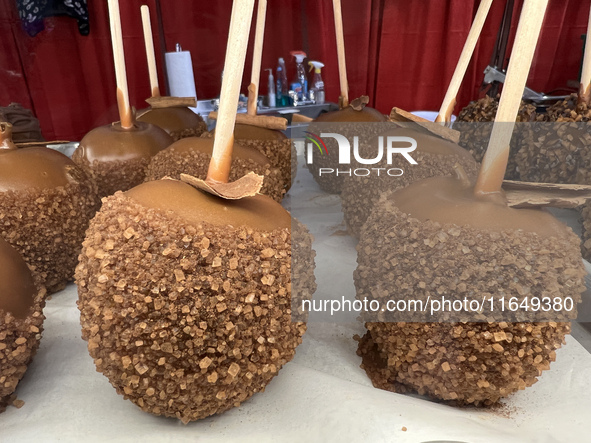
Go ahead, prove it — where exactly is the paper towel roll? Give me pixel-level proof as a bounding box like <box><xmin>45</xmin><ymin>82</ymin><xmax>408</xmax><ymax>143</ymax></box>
<box><xmin>165</xmin><ymin>50</ymin><xmax>198</xmax><ymax>112</ymax></box>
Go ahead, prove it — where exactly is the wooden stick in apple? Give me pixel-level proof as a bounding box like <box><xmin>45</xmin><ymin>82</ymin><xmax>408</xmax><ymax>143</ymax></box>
<box><xmin>333</xmin><ymin>0</ymin><xmax>349</xmax><ymax>108</ymax></box>
<box><xmin>578</xmin><ymin>3</ymin><xmax>591</xmax><ymax>105</ymax></box>
<box><xmin>474</xmin><ymin>0</ymin><xmax>549</xmax><ymax>196</ymax></box>
<box><xmin>207</xmin><ymin>0</ymin><xmax>256</xmax><ymax>184</ymax></box>
<box><xmin>107</xmin><ymin>0</ymin><xmax>133</xmax><ymax>129</ymax></box>
<box><xmin>141</xmin><ymin>5</ymin><xmax>161</xmax><ymax>98</ymax></box>
<box><xmin>435</xmin><ymin>0</ymin><xmax>494</xmax><ymax>123</ymax></box>
<box><xmin>247</xmin><ymin>0</ymin><xmax>267</xmax><ymax>116</ymax></box>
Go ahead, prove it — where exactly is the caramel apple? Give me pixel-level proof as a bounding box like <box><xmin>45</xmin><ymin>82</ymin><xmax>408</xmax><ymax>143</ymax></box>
<box><xmin>454</xmin><ymin>96</ymin><xmax>536</xmax><ymax>180</ymax></box>
<box><xmin>514</xmin><ymin>94</ymin><xmax>591</xmax><ymax>185</ymax></box>
<box><xmin>76</xmin><ymin>0</ymin><xmax>316</xmax><ymax>423</ymax></box>
<box><xmin>340</xmin><ymin>126</ymin><xmax>479</xmax><ymax>237</ymax></box>
<box><xmin>306</xmin><ymin>102</ymin><xmax>388</xmax><ymax>194</ymax></box>
<box><xmin>73</xmin><ymin>119</ymin><xmax>173</xmax><ymax>199</ymax></box>
<box><xmin>0</xmin><ymin>122</ymin><xmax>99</xmax><ymax>293</ymax></box>
<box><xmin>72</xmin><ymin>0</ymin><xmax>173</xmax><ymax>200</ymax></box>
<box><xmin>76</xmin><ymin>178</ymin><xmax>315</xmax><ymax>422</ymax></box>
<box><xmin>0</xmin><ymin>238</ymin><xmax>46</xmax><ymax>412</ymax></box>
<box><xmin>516</xmin><ymin>7</ymin><xmax>591</xmax><ymax>185</ymax></box>
<box><xmin>145</xmin><ymin>135</ymin><xmax>286</xmax><ymax>202</ymax></box>
<box><xmin>355</xmin><ymin>173</ymin><xmax>584</xmax><ymax>405</ymax></box>
<box><xmin>137</xmin><ymin>107</ymin><xmax>207</xmax><ymax>141</ymax></box>
<box><xmin>355</xmin><ymin>0</ymin><xmax>579</xmax><ymax>406</ymax></box>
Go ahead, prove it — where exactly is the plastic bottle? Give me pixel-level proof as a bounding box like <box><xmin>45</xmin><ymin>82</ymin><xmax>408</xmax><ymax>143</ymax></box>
<box><xmin>308</xmin><ymin>61</ymin><xmax>325</xmax><ymax>104</ymax></box>
<box><xmin>266</xmin><ymin>69</ymin><xmax>276</xmax><ymax>108</ymax></box>
<box><xmin>276</xmin><ymin>58</ymin><xmax>288</xmax><ymax>107</ymax></box>
<box><xmin>290</xmin><ymin>51</ymin><xmax>307</xmax><ymax>101</ymax></box>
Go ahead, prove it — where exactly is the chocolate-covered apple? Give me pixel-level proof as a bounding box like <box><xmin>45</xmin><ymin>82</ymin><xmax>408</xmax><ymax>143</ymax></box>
<box><xmin>515</xmin><ymin>94</ymin><xmax>591</xmax><ymax>185</ymax></box>
<box><xmin>355</xmin><ymin>172</ymin><xmax>584</xmax><ymax>405</ymax></box>
<box><xmin>76</xmin><ymin>179</ymin><xmax>315</xmax><ymax>422</ymax></box>
<box><xmin>145</xmin><ymin>135</ymin><xmax>285</xmax><ymax>202</ymax></box>
<box><xmin>76</xmin><ymin>0</ymin><xmax>316</xmax><ymax>423</ymax></box>
<box><xmin>72</xmin><ymin>1</ymin><xmax>173</xmax><ymax>199</ymax></box>
<box><xmin>0</xmin><ymin>238</ymin><xmax>46</xmax><ymax>412</ymax></box>
<box><xmin>340</xmin><ymin>126</ymin><xmax>479</xmax><ymax>237</ymax></box>
<box><xmin>355</xmin><ymin>1</ymin><xmax>581</xmax><ymax>406</ymax></box>
<box><xmin>0</xmin><ymin>122</ymin><xmax>99</xmax><ymax>293</ymax></box>
<box><xmin>73</xmin><ymin>120</ymin><xmax>173</xmax><ymax>199</ymax></box>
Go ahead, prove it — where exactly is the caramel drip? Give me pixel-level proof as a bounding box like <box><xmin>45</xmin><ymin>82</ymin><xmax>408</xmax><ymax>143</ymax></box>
<box><xmin>0</xmin><ymin>122</ymin><xmax>18</xmax><ymax>151</ymax></box>
<box><xmin>391</xmin><ymin>174</ymin><xmax>569</xmax><ymax>238</ymax></box>
<box><xmin>0</xmin><ymin>238</ymin><xmax>37</xmax><ymax>319</ymax></box>
<box><xmin>247</xmin><ymin>83</ymin><xmax>258</xmax><ymax>116</ymax></box>
<box><xmin>578</xmin><ymin>82</ymin><xmax>591</xmax><ymax>106</ymax></box>
<box><xmin>434</xmin><ymin>98</ymin><xmax>457</xmax><ymax>124</ymax></box>
<box><xmin>126</xmin><ymin>179</ymin><xmax>290</xmax><ymax>231</ymax></box>
<box><xmin>207</xmin><ymin>134</ymin><xmax>235</xmax><ymax>183</ymax></box>
<box><xmin>117</xmin><ymin>87</ymin><xmax>134</xmax><ymax>129</ymax></box>
<box><xmin>474</xmin><ymin>147</ymin><xmax>510</xmax><ymax>197</ymax></box>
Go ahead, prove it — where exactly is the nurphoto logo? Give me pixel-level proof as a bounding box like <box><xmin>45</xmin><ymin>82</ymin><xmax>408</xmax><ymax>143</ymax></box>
<box><xmin>304</xmin><ymin>132</ymin><xmax>418</xmax><ymax>177</ymax></box>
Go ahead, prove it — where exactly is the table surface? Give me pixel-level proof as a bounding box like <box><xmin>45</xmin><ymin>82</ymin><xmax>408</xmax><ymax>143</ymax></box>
<box><xmin>1</xmin><ymin>154</ymin><xmax>590</xmax><ymax>443</ymax></box>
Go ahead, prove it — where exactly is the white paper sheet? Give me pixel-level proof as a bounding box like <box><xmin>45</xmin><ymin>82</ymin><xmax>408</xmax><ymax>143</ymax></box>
<box><xmin>1</xmin><ymin>155</ymin><xmax>590</xmax><ymax>443</ymax></box>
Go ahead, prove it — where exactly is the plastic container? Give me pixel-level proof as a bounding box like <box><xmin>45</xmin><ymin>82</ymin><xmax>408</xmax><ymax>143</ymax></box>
<box><xmin>290</xmin><ymin>51</ymin><xmax>307</xmax><ymax>101</ymax></box>
<box><xmin>266</xmin><ymin>68</ymin><xmax>276</xmax><ymax>108</ymax></box>
<box><xmin>308</xmin><ymin>61</ymin><xmax>325</xmax><ymax>104</ymax></box>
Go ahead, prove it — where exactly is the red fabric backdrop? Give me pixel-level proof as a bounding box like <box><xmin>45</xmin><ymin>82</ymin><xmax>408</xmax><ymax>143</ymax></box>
<box><xmin>0</xmin><ymin>0</ymin><xmax>589</xmax><ymax>141</ymax></box>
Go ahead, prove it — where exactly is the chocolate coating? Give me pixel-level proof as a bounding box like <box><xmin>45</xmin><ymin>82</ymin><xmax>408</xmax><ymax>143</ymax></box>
<box><xmin>127</xmin><ymin>179</ymin><xmax>290</xmax><ymax>231</ymax></box>
<box><xmin>0</xmin><ymin>146</ymin><xmax>76</xmax><ymax>192</ymax></box>
<box><xmin>0</xmin><ymin>121</ymin><xmax>75</xmax><ymax>191</ymax></box>
<box><xmin>341</xmin><ymin>127</ymin><xmax>479</xmax><ymax>236</ymax></box>
<box><xmin>0</xmin><ymin>238</ymin><xmax>36</xmax><ymax>319</ymax></box>
<box><xmin>232</xmin><ymin>124</ymin><xmax>287</xmax><ymax>141</ymax></box>
<box><xmin>145</xmin><ymin>136</ymin><xmax>286</xmax><ymax>202</ymax></box>
<box><xmin>73</xmin><ymin>121</ymin><xmax>173</xmax><ymax>198</ymax></box>
<box><xmin>355</xmin><ymin>174</ymin><xmax>585</xmax><ymax>405</ymax></box>
<box><xmin>75</xmin><ymin>122</ymin><xmax>172</xmax><ymax>163</ymax></box>
<box><xmin>392</xmin><ymin>175</ymin><xmax>568</xmax><ymax>238</ymax></box>
<box><xmin>0</xmin><ymin>123</ymin><xmax>100</xmax><ymax>293</ymax></box>
<box><xmin>314</xmin><ymin>106</ymin><xmax>387</xmax><ymax>123</ymax></box>
<box><xmin>76</xmin><ymin>184</ymin><xmax>316</xmax><ymax>422</ymax></box>
<box><xmin>0</xmin><ymin>237</ymin><xmax>45</xmax><ymax>413</ymax></box>
<box><xmin>137</xmin><ymin>107</ymin><xmax>207</xmax><ymax>141</ymax></box>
